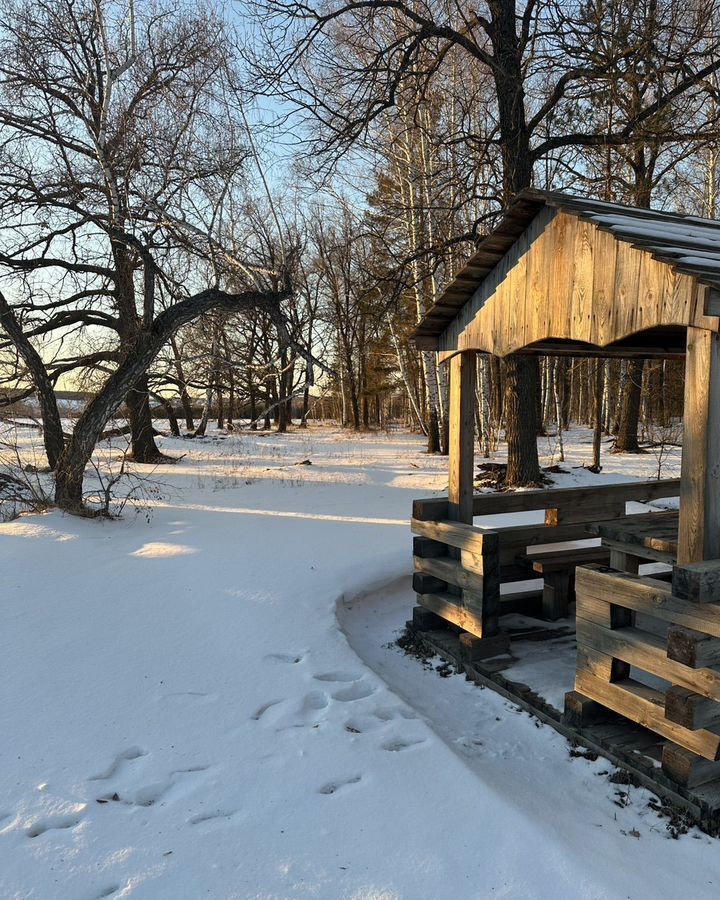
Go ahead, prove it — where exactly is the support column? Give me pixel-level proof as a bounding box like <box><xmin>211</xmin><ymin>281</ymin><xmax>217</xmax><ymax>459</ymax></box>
<box><xmin>678</xmin><ymin>326</ymin><xmax>720</xmax><ymax>564</ymax></box>
<box><xmin>448</xmin><ymin>352</ymin><xmax>476</xmax><ymax>524</ymax></box>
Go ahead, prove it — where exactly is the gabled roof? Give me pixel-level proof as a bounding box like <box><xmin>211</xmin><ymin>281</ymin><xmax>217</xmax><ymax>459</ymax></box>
<box><xmin>415</xmin><ymin>188</ymin><xmax>720</xmax><ymax>342</ymax></box>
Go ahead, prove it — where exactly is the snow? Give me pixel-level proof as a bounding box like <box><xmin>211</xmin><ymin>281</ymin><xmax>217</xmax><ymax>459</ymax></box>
<box><xmin>1</xmin><ymin>424</ymin><xmax>718</xmax><ymax>900</ymax></box>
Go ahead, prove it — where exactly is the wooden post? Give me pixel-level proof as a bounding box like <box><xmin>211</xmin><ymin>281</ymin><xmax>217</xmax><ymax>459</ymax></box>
<box><xmin>678</xmin><ymin>326</ymin><xmax>720</xmax><ymax>564</ymax></box>
<box><xmin>448</xmin><ymin>352</ymin><xmax>476</xmax><ymax>524</ymax></box>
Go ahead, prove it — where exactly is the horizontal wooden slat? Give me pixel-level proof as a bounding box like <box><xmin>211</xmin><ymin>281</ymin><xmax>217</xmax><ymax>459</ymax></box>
<box><xmin>576</xmin><ymin>618</ymin><xmax>720</xmax><ymax>702</ymax></box>
<box><xmin>523</xmin><ymin>546</ymin><xmax>611</xmax><ymax>573</ymax></box>
<box><xmin>576</xmin><ymin>565</ymin><xmax>720</xmax><ymax>637</ymax></box>
<box><xmin>417</xmin><ymin>591</ymin><xmax>486</xmax><ymax>637</ymax></box>
<box><xmin>414</xmin><ymin>555</ymin><xmax>484</xmax><ymax>592</ymax></box>
<box><xmin>575</xmin><ymin>667</ymin><xmax>720</xmax><ymax>760</ymax></box>
<box><xmin>412</xmin><ymin>479</ymin><xmax>680</xmax><ymax>523</ymax></box>
<box><xmin>587</xmin><ymin>512</ymin><xmax>679</xmax><ymax>556</ymax></box>
<box><xmin>544</xmin><ymin>502</ymin><xmax>625</xmax><ymax>526</ymax></box>
<box><xmin>411</xmin><ymin>518</ymin><xmax>493</xmax><ymax>554</ymax></box>
<box><xmin>575</xmin><ymin>594</ymin><xmax>632</xmax><ymax>629</ymax></box>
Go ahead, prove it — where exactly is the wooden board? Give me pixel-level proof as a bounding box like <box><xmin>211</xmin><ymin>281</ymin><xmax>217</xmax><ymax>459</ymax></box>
<box><xmin>412</xmin><ymin>479</ymin><xmax>680</xmax><ymax>522</ymax></box>
<box><xmin>575</xmin><ymin>617</ymin><xmax>720</xmax><ymax>702</ymax></box>
<box><xmin>576</xmin><ymin>565</ymin><xmax>720</xmax><ymax>638</ymax></box>
<box><xmin>437</xmin><ymin>211</ymin><xmax>706</xmax><ymax>357</ymax></box>
<box><xmin>679</xmin><ymin>330</ymin><xmax>720</xmax><ymax>564</ymax></box>
<box><xmin>447</xmin><ymin>352</ymin><xmax>476</xmax><ymax>524</ymax></box>
<box><xmin>575</xmin><ymin>667</ymin><xmax>720</xmax><ymax>760</ymax></box>
<box><xmin>586</xmin><ymin>511</ymin><xmax>679</xmax><ymax>558</ymax></box>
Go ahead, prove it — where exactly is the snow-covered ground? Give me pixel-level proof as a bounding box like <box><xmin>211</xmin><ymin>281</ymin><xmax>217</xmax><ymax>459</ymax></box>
<box><xmin>2</xmin><ymin>423</ymin><xmax>717</xmax><ymax>900</ymax></box>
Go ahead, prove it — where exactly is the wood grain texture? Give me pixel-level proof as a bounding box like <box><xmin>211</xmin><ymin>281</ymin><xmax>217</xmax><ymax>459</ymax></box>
<box><xmin>447</xmin><ymin>352</ymin><xmax>476</xmax><ymax>524</ymax></box>
<box><xmin>575</xmin><ymin>565</ymin><xmax>720</xmax><ymax>637</ymax></box>
<box><xmin>678</xmin><ymin>327</ymin><xmax>720</xmax><ymax>564</ymax></box>
<box><xmin>575</xmin><ymin>668</ymin><xmax>720</xmax><ymax>760</ymax></box>
<box><xmin>439</xmin><ymin>211</ymin><xmax>706</xmax><ymax>356</ymax></box>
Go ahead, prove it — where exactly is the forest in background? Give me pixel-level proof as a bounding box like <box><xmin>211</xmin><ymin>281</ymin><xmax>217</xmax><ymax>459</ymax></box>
<box><xmin>0</xmin><ymin>0</ymin><xmax>719</xmax><ymax>512</ymax></box>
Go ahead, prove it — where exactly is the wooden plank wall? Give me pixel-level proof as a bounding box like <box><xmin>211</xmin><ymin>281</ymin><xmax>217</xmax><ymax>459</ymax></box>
<box><xmin>574</xmin><ymin>563</ymin><xmax>720</xmax><ymax>784</ymax></box>
<box><xmin>438</xmin><ymin>210</ymin><xmax>707</xmax><ymax>356</ymax></box>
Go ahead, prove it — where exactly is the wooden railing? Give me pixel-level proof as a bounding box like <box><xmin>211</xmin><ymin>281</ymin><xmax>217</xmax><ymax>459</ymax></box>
<box><xmin>411</xmin><ymin>479</ymin><xmax>680</xmax><ymax>637</ymax></box>
<box><xmin>573</xmin><ymin>562</ymin><xmax>720</xmax><ymax>787</ymax></box>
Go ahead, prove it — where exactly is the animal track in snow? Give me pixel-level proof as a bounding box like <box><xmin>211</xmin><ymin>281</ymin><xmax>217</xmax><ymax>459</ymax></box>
<box><xmin>94</xmin><ymin>885</ymin><xmax>120</xmax><ymax>899</ymax></box>
<box><xmin>189</xmin><ymin>808</ymin><xmax>239</xmax><ymax>826</ymax></box>
<box><xmin>344</xmin><ymin>716</ymin><xmax>374</xmax><ymax>734</ymax></box>
<box><xmin>251</xmin><ymin>699</ymin><xmax>283</xmax><ymax>721</ymax></box>
<box><xmin>332</xmin><ymin>681</ymin><xmax>375</xmax><ymax>702</ymax></box>
<box><xmin>89</xmin><ymin>747</ymin><xmax>148</xmax><ymax>781</ymax></box>
<box><xmin>97</xmin><ymin>766</ymin><xmax>210</xmax><ymax>808</ymax></box>
<box><xmin>318</xmin><ymin>775</ymin><xmax>362</xmax><ymax>795</ymax></box>
<box><xmin>382</xmin><ymin>737</ymin><xmax>426</xmax><ymax>753</ymax></box>
<box><xmin>264</xmin><ymin>651</ymin><xmax>306</xmax><ymax>665</ymax></box>
<box><xmin>26</xmin><ymin>815</ymin><xmax>82</xmax><ymax>838</ymax></box>
<box><xmin>301</xmin><ymin>690</ymin><xmax>329</xmax><ymax>712</ymax></box>
<box><xmin>313</xmin><ymin>671</ymin><xmax>361</xmax><ymax>683</ymax></box>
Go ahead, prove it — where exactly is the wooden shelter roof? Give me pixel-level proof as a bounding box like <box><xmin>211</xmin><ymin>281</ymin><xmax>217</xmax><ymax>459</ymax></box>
<box><xmin>415</xmin><ymin>188</ymin><xmax>720</xmax><ymax>351</ymax></box>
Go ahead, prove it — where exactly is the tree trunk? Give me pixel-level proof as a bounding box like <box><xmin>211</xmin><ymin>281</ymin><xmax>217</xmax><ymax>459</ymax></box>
<box><xmin>503</xmin><ymin>355</ymin><xmax>541</xmax><ymax>484</ymax></box>
<box><xmin>54</xmin><ymin>286</ymin><xmax>284</xmax><ymax>512</ymax></box>
<box><xmin>126</xmin><ymin>375</ymin><xmax>163</xmax><ymax>461</ymax></box>
<box><xmin>170</xmin><ymin>336</ymin><xmax>194</xmax><ymax>430</ymax></box>
<box><xmin>486</xmin><ymin>0</ymin><xmax>539</xmax><ymax>484</ymax></box>
<box><xmin>0</xmin><ymin>291</ymin><xmax>65</xmax><ymax>469</ymax></box>
<box><xmin>614</xmin><ymin>359</ymin><xmax>645</xmax><ymax>452</ymax></box>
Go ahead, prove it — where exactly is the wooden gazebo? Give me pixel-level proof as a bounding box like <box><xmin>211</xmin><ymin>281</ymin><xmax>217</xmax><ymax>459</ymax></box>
<box><xmin>410</xmin><ymin>189</ymin><xmax>720</xmax><ymax>805</ymax></box>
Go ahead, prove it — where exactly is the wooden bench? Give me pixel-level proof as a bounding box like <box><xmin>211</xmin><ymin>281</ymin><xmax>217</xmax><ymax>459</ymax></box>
<box><xmin>520</xmin><ymin>546</ymin><xmax>612</xmax><ymax>620</ymax></box>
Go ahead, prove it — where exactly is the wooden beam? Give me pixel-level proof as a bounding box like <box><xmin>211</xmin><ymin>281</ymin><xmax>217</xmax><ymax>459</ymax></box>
<box><xmin>666</xmin><ymin>626</ymin><xmax>720</xmax><ymax>669</ymax></box>
<box><xmin>678</xmin><ymin>326</ymin><xmax>720</xmax><ymax>563</ymax></box>
<box><xmin>412</xmin><ymin>478</ymin><xmax>680</xmax><ymax>523</ymax></box>
<box><xmin>447</xmin><ymin>352</ymin><xmax>476</xmax><ymax>524</ymax></box>
<box><xmin>665</xmin><ymin>686</ymin><xmax>720</xmax><ymax>731</ymax></box>
<box><xmin>662</xmin><ymin>743</ymin><xmax>720</xmax><ymax>788</ymax></box>
<box><xmin>576</xmin><ymin>565</ymin><xmax>720</xmax><ymax>637</ymax></box>
<box><xmin>576</xmin><ymin>618</ymin><xmax>720</xmax><ymax>702</ymax></box>
<box><xmin>575</xmin><ymin>668</ymin><xmax>720</xmax><ymax>761</ymax></box>
<box><xmin>672</xmin><ymin>560</ymin><xmax>720</xmax><ymax>603</ymax></box>
<box><xmin>411</xmin><ymin>518</ymin><xmax>489</xmax><ymax>554</ymax></box>
<box><xmin>416</xmin><ymin>591</ymin><xmax>487</xmax><ymax>636</ymax></box>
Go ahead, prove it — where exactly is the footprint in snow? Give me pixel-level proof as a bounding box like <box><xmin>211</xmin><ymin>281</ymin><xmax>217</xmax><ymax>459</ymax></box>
<box><xmin>251</xmin><ymin>699</ymin><xmax>284</xmax><ymax>721</ymax></box>
<box><xmin>313</xmin><ymin>671</ymin><xmax>362</xmax><ymax>683</ymax></box>
<box><xmin>97</xmin><ymin>766</ymin><xmax>210</xmax><ymax>808</ymax></box>
<box><xmin>89</xmin><ymin>747</ymin><xmax>148</xmax><ymax>782</ymax></box>
<box><xmin>189</xmin><ymin>808</ymin><xmax>239</xmax><ymax>826</ymax></box>
<box><xmin>301</xmin><ymin>690</ymin><xmax>329</xmax><ymax>712</ymax></box>
<box><xmin>264</xmin><ymin>652</ymin><xmax>306</xmax><ymax>665</ymax></box>
<box><xmin>26</xmin><ymin>815</ymin><xmax>82</xmax><ymax>839</ymax></box>
<box><xmin>332</xmin><ymin>681</ymin><xmax>376</xmax><ymax>702</ymax></box>
<box><xmin>93</xmin><ymin>886</ymin><xmax>121</xmax><ymax>899</ymax></box>
<box><xmin>382</xmin><ymin>737</ymin><xmax>426</xmax><ymax>753</ymax></box>
<box><xmin>318</xmin><ymin>775</ymin><xmax>362</xmax><ymax>795</ymax></box>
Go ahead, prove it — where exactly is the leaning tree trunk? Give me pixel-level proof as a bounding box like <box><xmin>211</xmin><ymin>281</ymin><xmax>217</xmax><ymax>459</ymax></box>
<box><xmin>0</xmin><ymin>291</ymin><xmax>65</xmax><ymax>469</ymax></box>
<box><xmin>54</xmin><ymin>287</ymin><xmax>285</xmax><ymax>512</ymax></box>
